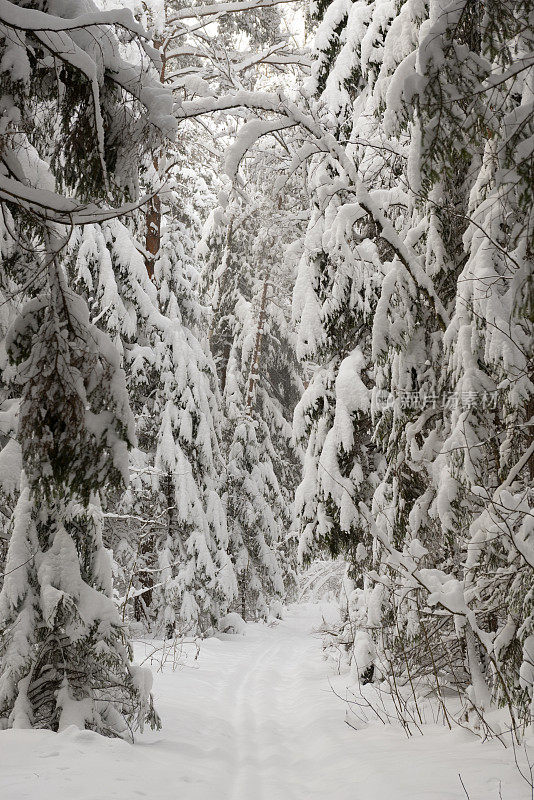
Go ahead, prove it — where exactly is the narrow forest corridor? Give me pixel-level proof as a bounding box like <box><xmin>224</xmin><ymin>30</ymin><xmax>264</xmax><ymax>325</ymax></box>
<box><xmin>1</xmin><ymin>604</ymin><xmax>531</xmax><ymax>800</ymax></box>
<box><xmin>0</xmin><ymin>0</ymin><xmax>532</xmax><ymax>796</ymax></box>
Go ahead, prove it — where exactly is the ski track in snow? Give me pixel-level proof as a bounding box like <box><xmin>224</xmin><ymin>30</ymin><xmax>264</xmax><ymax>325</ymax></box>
<box><xmin>0</xmin><ymin>603</ymin><xmax>532</xmax><ymax>800</ymax></box>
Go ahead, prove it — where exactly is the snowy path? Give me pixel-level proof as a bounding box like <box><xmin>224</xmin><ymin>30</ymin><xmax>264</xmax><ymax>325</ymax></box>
<box><xmin>146</xmin><ymin>603</ymin><xmax>360</xmax><ymax>800</ymax></box>
<box><xmin>0</xmin><ymin>603</ymin><xmax>532</xmax><ymax>800</ymax></box>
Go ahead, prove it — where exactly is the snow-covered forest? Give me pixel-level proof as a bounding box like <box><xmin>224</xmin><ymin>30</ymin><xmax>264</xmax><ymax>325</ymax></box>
<box><xmin>0</xmin><ymin>0</ymin><xmax>532</xmax><ymax>797</ymax></box>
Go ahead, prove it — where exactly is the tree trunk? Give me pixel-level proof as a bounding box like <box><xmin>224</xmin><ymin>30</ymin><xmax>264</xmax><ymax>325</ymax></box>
<box><xmin>144</xmin><ymin>37</ymin><xmax>165</xmax><ymax>278</ymax></box>
<box><xmin>145</xmin><ymin>187</ymin><xmax>161</xmax><ymax>280</ymax></box>
<box><xmin>246</xmin><ymin>274</ymin><xmax>269</xmax><ymax>411</ymax></box>
<box><xmin>139</xmin><ymin>30</ymin><xmax>166</xmax><ymax>612</ymax></box>
<box><xmin>527</xmin><ymin>372</ymin><xmax>534</xmax><ymax>481</ymax></box>
<box><xmin>209</xmin><ymin>216</ymin><xmax>234</xmax><ymax>394</ymax></box>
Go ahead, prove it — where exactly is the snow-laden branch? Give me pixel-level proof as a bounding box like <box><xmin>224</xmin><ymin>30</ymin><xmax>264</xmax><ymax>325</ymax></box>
<box><xmin>176</xmin><ymin>89</ymin><xmax>449</xmax><ymax>329</ymax></box>
<box><xmin>166</xmin><ymin>46</ymin><xmax>311</xmax><ymax>80</ymax></box>
<box><xmin>0</xmin><ymin>0</ymin><xmax>145</xmax><ymax>36</ymax></box>
<box><xmin>0</xmin><ymin>0</ymin><xmax>175</xmax><ymax>139</ymax></box>
<box><xmin>0</xmin><ymin>175</ymin><xmax>159</xmax><ymax>226</ymax></box>
<box><xmin>175</xmin><ymin>89</ymin><xmax>284</xmax><ymax>118</ymax></box>
<box><xmin>358</xmin><ymin>502</ymin><xmax>492</xmax><ymax>650</ymax></box>
<box><xmin>224</xmin><ymin>118</ymin><xmax>296</xmax><ymax>178</ymax></box>
<box><xmin>234</xmin><ymin>47</ymin><xmax>312</xmax><ymax>71</ymax></box>
<box><xmin>169</xmin><ymin>0</ymin><xmax>298</xmax><ymax>23</ymax></box>
<box><xmin>354</xmin><ymin>188</ymin><xmax>450</xmax><ymax>331</ymax></box>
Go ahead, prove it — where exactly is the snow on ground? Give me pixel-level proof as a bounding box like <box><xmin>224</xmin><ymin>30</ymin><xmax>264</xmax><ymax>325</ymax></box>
<box><xmin>1</xmin><ymin>603</ymin><xmax>532</xmax><ymax>799</ymax></box>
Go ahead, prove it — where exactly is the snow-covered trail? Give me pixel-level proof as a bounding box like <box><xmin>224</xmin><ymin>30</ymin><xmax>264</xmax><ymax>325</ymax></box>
<box><xmin>206</xmin><ymin>605</ymin><xmax>356</xmax><ymax>800</ymax></box>
<box><xmin>142</xmin><ymin>603</ymin><xmax>359</xmax><ymax>800</ymax></box>
<box><xmin>0</xmin><ymin>603</ymin><xmax>532</xmax><ymax>800</ymax></box>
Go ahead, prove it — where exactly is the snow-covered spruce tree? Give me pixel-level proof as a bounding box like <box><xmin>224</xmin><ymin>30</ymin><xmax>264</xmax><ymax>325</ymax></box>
<box><xmin>293</xmin><ymin>0</ymin><xmax>399</xmax><ymax>679</ymax></box>
<box><xmin>225</xmin><ymin>378</ymin><xmax>286</xmax><ymax>621</ymax></box>
<box><xmin>292</xmin><ymin>0</ymin><xmax>534</xmax><ymax>730</ymax></box>
<box><xmin>238</xmin><ymin>173</ymin><xmax>305</xmax><ymax>609</ymax></box>
<box><xmin>364</xmin><ymin>0</ymin><xmax>534</xmax><ymax>728</ymax></box>
<box><xmin>70</xmin><ymin>217</ymin><xmax>166</xmax><ymax>627</ymax></box>
<box><xmin>340</xmin><ymin>0</ymin><xmax>466</xmax><ymax>695</ymax></box>
<box><xmin>0</xmin><ymin>217</ymin><xmax>20</xmax><ymax>583</ymax></box>
<box><xmin>71</xmin><ymin>192</ymin><xmax>237</xmax><ymax>637</ymax></box>
<box><xmin>144</xmin><ymin>135</ymin><xmax>237</xmax><ymax>637</ymax></box>
<box><xmin>150</xmin><ymin>197</ymin><xmax>238</xmax><ymax>636</ymax></box>
<box><xmin>253</xmin><ymin>278</ymin><xmax>304</xmax><ymax>602</ymax></box>
<box><xmin>0</xmin><ymin>249</ymin><xmax>160</xmax><ymax>735</ymax></box>
<box><xmin>201</xmin><ymin>177</ymin><xmax>303</xmax><ymax>620</ymax></box>
<box><xmin>351</xmin><ymin>2</ymin><xmax>471</xmax><ymax>705</ymax></box>
<box><xmin>0</xmin><ymin>0</ymin><xmax>174</xmax><ymax>734</ymax></box>
<box><xmin>420</xmin><ymin>0</ymin><xmax>534</xmax><ymax>725</ymax></box>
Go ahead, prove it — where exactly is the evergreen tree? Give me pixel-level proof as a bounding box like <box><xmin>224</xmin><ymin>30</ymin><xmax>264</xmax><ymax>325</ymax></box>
<box><xmin>293</xmin><ymin>0</ymin><xmax>534</xmax><ymax>730</ymax></box>
<box><xmin>150</xmin><ymin>205</ymin><xmax>237</xmax><ymax>636</ymax></box>
<box><xmin>0</xmin><ymin>0</ymin><xmax>174</xmax><ymax>735</ymax></box>
<box><xmin>72</xmin><ymin>200</ymin><xmax>237</xmax><ymax>637</ymax></box>
<box><xmin>202</xmin><ymin>173</ymin><xmax>303</xmax><ymax>619</ymax></box>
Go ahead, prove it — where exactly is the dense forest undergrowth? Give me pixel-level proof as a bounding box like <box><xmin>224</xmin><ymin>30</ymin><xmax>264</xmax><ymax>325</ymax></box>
<box><xmin>0</xmin><ymin>0</ymin><xmax>532</xmax><ymax>773</ymax></box>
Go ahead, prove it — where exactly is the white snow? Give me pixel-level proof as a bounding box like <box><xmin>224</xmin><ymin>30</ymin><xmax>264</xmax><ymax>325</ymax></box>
<box><xmin>0</xmin><ymin>602</ymin><xmax>532</xmax><ymax>799</ymax></box>
<box><xmin>219</xmin><ymin>611</ymin><xmax>247</xmax><ymax>634</ymax></box>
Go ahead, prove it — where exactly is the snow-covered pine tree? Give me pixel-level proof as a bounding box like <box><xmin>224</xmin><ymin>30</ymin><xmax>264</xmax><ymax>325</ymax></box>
<box><xmin>293</xmin><ymin>0</ymin><xmax>393</xmax><ymax>679</ymax></box>
<box><xmin>419</xmin><ymin>0</ymin><xmax>534</xmax><ymax>725</ymax></box>
<box><xmin>150</xmin><ymin>186</ymin><xmax>238</xmax><ymax>636</ymax></box>
<box><xmin>0</xmin><ymin>0</ymin><xmax>174</xmax><ymax>735</ymax></box>
<box><xmin>201</xmin><ymin>173</ymin><xmax>303</xmax><ymax>619</ymax></box>
<box><xmin>72</xmin><ymin>189</ymin><xmax>237</xmax><ymax>637</ymax></box>
<box><xmin>292</xmin><ymin>0</ymin><xmax>534</xmax><ymax>731</ymax></box>
<box><xmin>364</xmin><ymin>0</ymin><xmax>534</xmax><ymax>727</ymax></box>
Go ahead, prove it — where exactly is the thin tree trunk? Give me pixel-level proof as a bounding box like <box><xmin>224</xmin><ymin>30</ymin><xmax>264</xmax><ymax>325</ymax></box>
<box><xmin>145</xmin><ymin>185</ymin><xmax>161</xmax><ymax>280</ymax></box>
<box><xmin>144</xmin><ymin>37</ymin><xmax>165</xmax><ymax>278</ymax></box>
<box><xmin>139</xmin><ymin>28</ymin><xmax>166</xmax><ymax>614</ymax></box>
<box><xmin>527</xmin><ymin>372</ymin><xmax>534</xmax><ymax>481</ymax></box>
<box><xmin>209</xmin><ymin>216</ymin><xmax>234</xmax><ymax>394</ymax></box>
<box><xmin>246</xmin><ymin>273</ymin><xmax>269</xmax><ymax>411</ymax></box>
